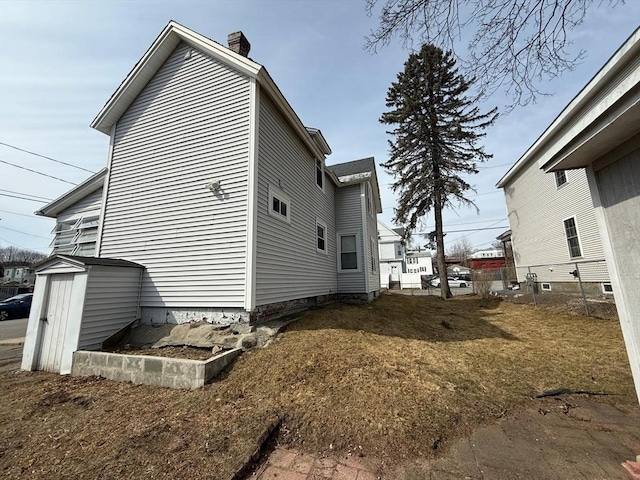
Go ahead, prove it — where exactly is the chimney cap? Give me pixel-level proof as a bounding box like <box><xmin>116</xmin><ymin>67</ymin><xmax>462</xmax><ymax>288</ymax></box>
<box><xmin>227</xmin><ymin>31</ymin><xmax>251</xmax><ymax>57</ymax></box>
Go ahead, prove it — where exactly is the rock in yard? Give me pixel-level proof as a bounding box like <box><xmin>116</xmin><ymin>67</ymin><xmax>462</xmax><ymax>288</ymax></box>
<box><xmin>241</xmin><ymin>334</ymin><xmax>258</xmax><ymax>350</ymax></box>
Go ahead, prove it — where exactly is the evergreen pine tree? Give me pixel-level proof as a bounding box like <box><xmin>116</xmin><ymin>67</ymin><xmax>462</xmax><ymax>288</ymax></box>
<box><xmin>381</xmin><ymin>44</ymin><xmax>497</xmax><ymax>298</ymax></box>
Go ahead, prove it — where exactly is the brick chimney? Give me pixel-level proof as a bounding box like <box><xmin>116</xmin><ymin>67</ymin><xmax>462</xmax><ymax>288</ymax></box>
<box><xmin>227</xmin><ymin>31</ymin><xmax>250</xmax><ymax>57</ymax></box>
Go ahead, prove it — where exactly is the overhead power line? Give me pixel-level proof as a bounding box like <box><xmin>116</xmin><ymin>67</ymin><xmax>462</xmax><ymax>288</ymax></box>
<box><xmin>0</xmin><ymin>210</ymin><xmax>53</xmax><ymax>219</ymax></box>
<box><xmin>0</xmin><ymin>193</ymin><xmax>48</xmax><ymax>203</ymax></box>
<box><xmin>0</xmin><ymin>159</ymin><xmax>77</xmax><ymax>185</ymax></box>
<box><xmin>0</xmin><ymin>225</ymin><xmax>50</xmax><ymax>240</ymax></box>
<box><xmin>0</xmin><ymin>236</ymin><xmax>50</xmax><ymax>251</ymax></box>
<box><xmin>0</xmin><ymin>189</ymin><xmax>52</xmax><ymax>201</ymax></box>
<box><xmin>0</xmin><ymin>141</ymin><xmax>95</xmax><ymax>173</ymax></box>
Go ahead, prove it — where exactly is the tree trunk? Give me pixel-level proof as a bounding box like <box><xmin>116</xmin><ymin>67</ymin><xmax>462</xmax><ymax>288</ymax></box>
<box><xmin>434</xmin><ymin>190</ymin><xmax>452</xmax><ymax>299</ymax></box>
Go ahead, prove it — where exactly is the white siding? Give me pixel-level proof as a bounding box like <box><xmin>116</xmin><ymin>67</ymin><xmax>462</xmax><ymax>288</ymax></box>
<box><xmin>99</xmin><ymin>42</ymin><xmax>251</xmax><ymax>308</ymax></box>
<box><xmin>335</xmin><ymin>184</ymin><xmax>366</xmax><ymax>293</ymax></box>
<box><xmin>78</xmin><ymin>266</ymin><xmax>142</xmax><ymax>350</ymax></box>
<box><xmin>254</xmin><ymin>95</ymin><xmax>337</xmax><ymax>305</ymax></box>
<box><xmin>504</xmin><ymin>163</ymin><xmax>609</xmax><ymax>283</ymax></box>
<box><xmin>364</xmin><ymin>183</ymin><xmax>380</xmax><ymax>292</ymax></box>
<box><xmin>53</xmin><ymin>188</ymin><xmax>103</xmax><ymax>256</ymax></box>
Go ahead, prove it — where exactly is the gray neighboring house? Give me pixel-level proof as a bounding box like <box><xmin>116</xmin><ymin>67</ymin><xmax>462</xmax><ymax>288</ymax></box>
<box><xmin>499</xmin><ymin>28</ymin><xmax>640</xmax><ymax>401</ymax></box>
<box><xmin>33</xmin><ymin>21</ymin><xmax>381</xmax><ymax>330</ymax></box>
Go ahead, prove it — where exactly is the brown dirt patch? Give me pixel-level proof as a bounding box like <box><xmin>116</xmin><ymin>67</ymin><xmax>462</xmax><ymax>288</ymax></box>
<box><xmin>104</xmin><ymin>345</ymin><xmax>220</xmax><ymax>361</ymax></box>
<box><xmin>0</xmin><ymin>294</ymin><xmax>635</xmax><ymax>479</ymax></box>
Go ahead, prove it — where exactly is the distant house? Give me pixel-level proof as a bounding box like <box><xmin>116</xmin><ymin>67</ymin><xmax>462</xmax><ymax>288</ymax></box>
<box><xmin>377</xmin><ymin>221</ymin><xmax>405</xmax><ymax>288</ymax></box>
<box><xmin>25</xmin><ymin>21</ymin><xmax>383</xmax><ymax>374</ymax></box>
<box><xmin>465</xmin><ymin>249</ymin><xmax>506</xmax><ymax>271</ymax></box>
<box><xmin>403</xmin><ymin>250</ymin><xmax>433</xmax><ymax>288</ymax></box>
<box><xmin>498</xmin><ymin>29</ymin><xmax>639</xmax><ymax>400</ymax></box>
<box><xmin>1</xmin><ymin>263</ymin><xmax>35</xmax><ymax>285</ymax></box>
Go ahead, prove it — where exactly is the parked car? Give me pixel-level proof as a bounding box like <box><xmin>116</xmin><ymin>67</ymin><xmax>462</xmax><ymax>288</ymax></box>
<box><xmin>420</xmin><ymin>274</ymin><xmax>438</xmax><ymax>289</ymax></box>
<box><xmin>431</xmin><ymin>277</ymin><xmax>469</xmax><ymax>288</ymax></box>
<box><xmin>0</xmin><ymin>293</ymin><xmax>33</xmax><ymax>320</ymax></box>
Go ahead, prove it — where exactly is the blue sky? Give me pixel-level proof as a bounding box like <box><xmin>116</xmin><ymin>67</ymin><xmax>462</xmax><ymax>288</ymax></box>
<box><xmin>0</xmin><ymin>0</ymin><xmax>638</xmax><ymax>255</ymax></box>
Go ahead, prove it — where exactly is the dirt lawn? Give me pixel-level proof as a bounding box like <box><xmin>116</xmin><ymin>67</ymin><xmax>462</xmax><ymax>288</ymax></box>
<box><xmin>0</xmin><ymin>294</ymin><xmax>635</xmax><ymax>479</ymax></box>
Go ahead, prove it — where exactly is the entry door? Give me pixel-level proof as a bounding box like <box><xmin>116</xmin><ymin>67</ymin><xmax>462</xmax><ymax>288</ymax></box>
<box><xmin>391</xmin><ymin>265</ymin><xmax>399</xmax><ymax>281</ymax></box>
<box><xmin>37</xmin><ymin>274</ymin><xmax>75</xmax><ymax>372</ymax></box>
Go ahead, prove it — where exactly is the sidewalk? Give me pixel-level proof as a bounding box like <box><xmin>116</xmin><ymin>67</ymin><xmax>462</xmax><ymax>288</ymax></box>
<box><xmin>252</xmin><ymin>397</ymin><xmax>640</xmax><ymax>479</ymax></box>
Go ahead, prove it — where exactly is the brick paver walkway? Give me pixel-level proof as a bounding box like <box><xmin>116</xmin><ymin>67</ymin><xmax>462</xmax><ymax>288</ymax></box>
<box><xmin>254</xmin><ymin>448</ymin><xmax>377</xmax><ymax>480</ymax></box>
<box><xmin>252</xmin><ymin>398</ymin><xmax>640</xmax><ymax>479</ymax></box>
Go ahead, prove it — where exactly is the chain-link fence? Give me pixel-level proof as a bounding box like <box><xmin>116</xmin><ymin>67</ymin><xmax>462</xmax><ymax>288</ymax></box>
<box><xmin>477</xmin><ymin>259</ymin><xmax>615</xmax><ymax>317</ymax></box>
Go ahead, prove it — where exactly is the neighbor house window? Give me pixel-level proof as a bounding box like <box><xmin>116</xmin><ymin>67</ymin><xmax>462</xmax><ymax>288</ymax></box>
<box><xmin>268</xmin><ymin>184</ymin><xmax>291</xmax><ymax>223</ymax></box>
<box><xmin>338</xmin><ymin>233</ymin><xmax>359</xmax><ymax>271</ymax></box>
<box><xmin>316</xmin><ymin>159</ymin><xmax>324</xmax><ymax>191</ymax></box>
<box><xmin>316</xmin><ymin>219</ymin><xmax>327</xmax><ymax>253</ymax></box>
<box><xmin>555</xmin><ymin>170</ymin><xmax>567</xmax><ymax>187</ymax></box>
<box><xmin>370</xmin><ymin>237</ymin><xmax>377</xmax><ymax>272</ymax></box>
<box><xmin>563</xmin><ymin>217</ymin><xmax>582</xmax><ymax>258</ymax></box>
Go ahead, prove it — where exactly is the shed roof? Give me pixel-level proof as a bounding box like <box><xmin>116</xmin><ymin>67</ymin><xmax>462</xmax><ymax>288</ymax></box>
<box><xmin>34</xmin><ymin>255</ymin><xmax>144</xmax><ymax>271</ymax></box>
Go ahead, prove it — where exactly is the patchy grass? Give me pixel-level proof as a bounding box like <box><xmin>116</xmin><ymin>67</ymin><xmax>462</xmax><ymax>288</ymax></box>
<box><xmin>0</xmin><ymin>294</ymin><xmax>635</xmax><ymax>479</ymax></box>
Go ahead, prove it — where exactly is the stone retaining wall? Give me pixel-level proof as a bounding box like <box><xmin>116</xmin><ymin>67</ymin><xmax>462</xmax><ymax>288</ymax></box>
<box><xmin>71</xmin><ymin>348</ymin><xmax>242</xmax><ymax>389</ymax></box>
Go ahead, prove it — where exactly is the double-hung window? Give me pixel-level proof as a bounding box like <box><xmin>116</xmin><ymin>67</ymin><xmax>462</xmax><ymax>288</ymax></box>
<box><xmin>563</xmin><ymin>216</ymin><xmax>582</xmax><ymax>258</ymax></box>
<box><xmin>555</xmin><ymin>170</ymin><xmax>567</xmax><ymax>188</ymax></box>
<box><xmin>316</xmin><ymin>159</ymin><xmax>324</xmax><ymax>191</ymax></box>
<box><xmin>268</xmin><ymin>184</ymin><xmax>291</xmax><ymax>223</ymax></box>
<box><xmin>316</xmin><ymin>219</ymin><xmax>327</xmax><ymax>254</ymax></box>
<box><xmin>338</xmin><ymin>233</ymin><xmax>359</xmax><ymax>271</ymax></box>
<box><xmin>370</xmin><ymin>237</ymin><xmax>377</xmax><ymax>272</ymax></box>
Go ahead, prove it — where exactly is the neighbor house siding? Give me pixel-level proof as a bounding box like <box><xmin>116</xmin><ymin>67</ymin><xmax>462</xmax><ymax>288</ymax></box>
<box><xmin>99</xmin><ymin>42</ymin><xmax>252</xmax><ymax>308</ymax></box>
<box><xmin>78</xmin><ymin>266</ymin><xmax>143</xmax><ymax>350</ymax></box>
<box><xmin>254</xmin><ymin>95</ymin><xmax>338</xmax><ymax>305</ymax></box>
<box><xmin>335</xmin><ymin>184</ymin><xmax>366</xmax><ymax>293</ymax></box>
<box><xmin>503</xmin><ymin>163</ymin><xmax>609</xmax><ymax>283</ymax></box>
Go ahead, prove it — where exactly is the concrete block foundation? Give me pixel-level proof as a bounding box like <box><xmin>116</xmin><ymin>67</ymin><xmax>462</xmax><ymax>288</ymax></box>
<box><xmin>71</xmin><ymin>348</ymin><xmax>242</xmax><ymax>389</ymax></box>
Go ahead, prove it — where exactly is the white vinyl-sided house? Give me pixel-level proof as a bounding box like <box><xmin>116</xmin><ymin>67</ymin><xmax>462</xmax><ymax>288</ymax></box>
<box><xmin>23</xmin><ymin>22</ymin><xmax>383</xmax><ymax>374</ymax></box>
<box><xmin>377</xmin><ymin>221</ymin><xmax>405</xmax><ymax>288</ymax></box>
<box><xmin>498</xmin><ymin>28</ymin><xmax>640</xmax><ymax>401</ymax></box>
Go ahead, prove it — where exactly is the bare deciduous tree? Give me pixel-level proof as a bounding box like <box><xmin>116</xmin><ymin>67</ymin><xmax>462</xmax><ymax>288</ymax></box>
<box><xmin>447</xmin><ymin>238</ymin><xmax>474</xmax><ymax>262</ymax></box>
<box><xmin>365</xmin><ymin>0</ymin><xmax>620</xmax><ymax>108</ymax></box>
<box><xmin>0</xmin><ymin>246</ymin><xmax>47</xmax><ymax>264</ymax></box>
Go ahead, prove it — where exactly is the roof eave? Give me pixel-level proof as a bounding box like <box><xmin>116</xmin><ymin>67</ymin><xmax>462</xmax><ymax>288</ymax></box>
<box><xmin>35</xmin><ymin>168</ymin><xmax>107</xmax><ymax>218</ymax></box>
<box><xmin>90</xmin><ymin>20</ymin><xmax>262</xmax><ymax>135</ymax></box>
<box><xmin>497</xmin><ymin>27</ymin><xmax>640</xmax><ymax>188</ymax></box>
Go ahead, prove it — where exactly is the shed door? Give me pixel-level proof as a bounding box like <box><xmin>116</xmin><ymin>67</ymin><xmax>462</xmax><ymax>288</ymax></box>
<box><xmin>37</xmin><ymin>273</ymin><xmax>75</xmax><ymax>372</ymax></box>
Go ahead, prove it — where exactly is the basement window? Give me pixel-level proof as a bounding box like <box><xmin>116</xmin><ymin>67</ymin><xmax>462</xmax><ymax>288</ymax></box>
<box><xmin>541</xmin><ymin>283</ymin><xmax>551</xmax><ymax>291</ymax></box>
<box><xmin>601</xmin><ymin>282</ymin><xmax>613</xmax><ymax>294</ymax></box>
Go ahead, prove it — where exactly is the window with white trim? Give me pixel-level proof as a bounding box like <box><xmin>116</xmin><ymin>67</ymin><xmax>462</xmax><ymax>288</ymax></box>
<box><xmin>601</xmin><ymin>282</ymin><xmax>613</xmax><ymax>293</ymax></box>
<box><xmin>268</xmin><ymin>184</ymin><xmax>291</xmax><ymax>223</ymax></box>
<box><xmin>541</xmin><ymin>282</ymin><xmax>551</xmax><ymax>291</ymax></box>
<box><xmin>316</xmin><ymin>219</ymin><xmax>327</xmax><ymax>253</ymax></box>
<box><xmin>370</xmin><ymin>237</ymin><xmax>377</xmax><ymax>272</ymax></box>
<box><xmin>563</xmin><ymin>217</ymin><xmax>582</xmax><ymax>258</ymax></box>
<box><xmin>338</xmin><ymin>233</ymin><xmax>359</xmax><ymax>271</ymax></box>
<box><xmin>555</xmin><ymin>170</ymin><xmax>567</xmax><ymax>187</ymax></box>
<box><xmin>316</xmin><ymin>159</ymin><xmax>324</xmax><ymax>191</ymax></box>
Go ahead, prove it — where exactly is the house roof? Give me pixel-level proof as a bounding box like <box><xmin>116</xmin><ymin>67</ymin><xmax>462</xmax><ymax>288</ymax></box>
<box><xmin>90</xmin><ymin>21</ymin><xmax>330</xmax><ymax>160</ymax></box>
<box><xmin>392</xmin><ymin>227</ymin><xmax>405</xmax><ymax>237</ymax></box>
<box><xmin>34</xmin><ymin>255</ymin><xmax>144</xmax><ymax>271</ymax></box>
<box><xmin>496</xmin><ymin>229</ymin><xmax>512</xmax><ymax>241</ymax></box>
<box><xmin>327</xmin><ymin>157</ymin><xmax>383</xmax><ymax>214</ymax></box>
<box><xmin>35</xmin><ymin>168</ymin><xmax>107</xmax><ymax>218</ymax></box>
<box><xmin>497</xmin><ymin>27</ymin><xmax>640</xmax><ymax>187</ymax></box>
<box><xmin>406</xmin><ymin>250</ymin><xmax>431</xmax><ymax>258</ymax></box>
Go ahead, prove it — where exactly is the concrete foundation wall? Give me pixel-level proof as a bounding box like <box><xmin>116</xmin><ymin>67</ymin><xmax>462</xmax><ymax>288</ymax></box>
<box><xmin>72</xmin><ymin>349</ymin><xmax>242</xmax><ymax>389</ymax></box>
<box><xmin>141</xmin><ymin>307</ymin><xmax>250</xmax><ymax>325</ymax></box>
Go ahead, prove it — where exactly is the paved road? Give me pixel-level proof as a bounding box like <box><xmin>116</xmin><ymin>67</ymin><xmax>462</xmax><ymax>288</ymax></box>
<box><xmin>0</xmin><ymin>317</ymin><xmax>28</xmax><ymax>342</ymax></box>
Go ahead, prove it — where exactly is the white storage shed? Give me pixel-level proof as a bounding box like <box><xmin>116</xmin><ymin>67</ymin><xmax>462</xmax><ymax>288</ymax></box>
<box><xmin>21</xmin><ymin>255</ymin><xmax>144</xmax><ymax>374</ymax></box>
